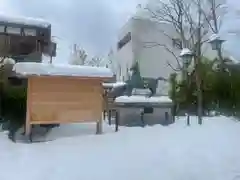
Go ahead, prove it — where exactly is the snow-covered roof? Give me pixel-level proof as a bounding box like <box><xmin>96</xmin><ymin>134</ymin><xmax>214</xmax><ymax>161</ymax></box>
<box><xmin>115</xmin><ymin>95</ymin><xmax>172</xmax><ymax>103</ymax></box>
<box><xmin>208</xmin><ymin>33</ymin><xmax>225</xmax><ymax>43</ymax></box>
<box><xmin>102</xmin><ymin>82</ymin><xmax>126</xmax><ymax>88</ymax></box>
<box><xmin>13</xmin><ymin>62</ymin><xmax>114</xmax><ymax>78</ymax></box>
<box><xmin>180</xmin><ymin>48</ymin><xmax>193</xmax><ymax>57</ymax></box>
<box><xmin>0</xmin><ymin>13</ymin><xmax>50</xmax><ymax>28</ymax></box>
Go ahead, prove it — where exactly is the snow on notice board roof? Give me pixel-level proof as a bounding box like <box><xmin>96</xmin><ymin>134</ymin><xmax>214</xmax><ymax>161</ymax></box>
<box><xmin>0</xmin><ymin>13</ymin><xmax>50</xmax><ymax>28</ymax></box>
<box><xmin>115</xmin><ymin>95</ymin><xmax>172</xmax><ymax>103</ymax></box>
<box><xmin>13</xmin><ymin>62</ymin><xmax>114</xmax><ymax>78</ymax></box>
<box><xmin>102</xmin><ymin>82</ymin><xmax>126</xmax><ymax>88</ymax></box>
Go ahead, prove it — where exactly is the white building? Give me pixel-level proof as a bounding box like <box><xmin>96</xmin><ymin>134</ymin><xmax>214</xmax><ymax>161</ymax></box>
<box><xmin>110</xmin><ymin>0</ymin><xmax>228</xmax><ymax>95</ymax></box>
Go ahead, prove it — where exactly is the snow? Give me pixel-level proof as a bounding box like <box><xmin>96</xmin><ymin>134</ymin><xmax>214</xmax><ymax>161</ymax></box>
<box><xmin>102</xmin><ymin>82</ymin><xmax>126</xmax><ymax>88</ymax></box>
<box><xmin>115</xmin><ymin>95</ymin><xmax>172</xmax><ymax>103</ymax></box>
<box><xmin>0</xmin><ymin>13</ymin><xmax>50</xmax><ymax>28</ymax></box>
<box><xmin>208</xmin><ymin>33</ymin><xmax>225</xmax><ymax>42</ymax></box>
<box><xmin>180</xmin><ymin>48</ymin><xmax>193</xmax><ymax>57</ymax></box>
<box><xmin>1</xmin><ymin>116</ymin><xmax>240</xmax><ymax>180</ymax></box>
<box><xmin>13</xmin><ymin>62</ymin><xmax>114</xmax><ymax>78</ymax></box>
<box><xmin>0</xmin><ymin>58</ymin><xmax>15</xmax><ymax>67</ymax></box>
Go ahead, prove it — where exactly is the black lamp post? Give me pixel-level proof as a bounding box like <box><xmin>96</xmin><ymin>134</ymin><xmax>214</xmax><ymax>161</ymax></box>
<box><xmin>208</xmin><ymin>33</ymin><xmax>225</xmax><ymax>51</ymax></box>
<box><xmin>180</xmin><ymin>48</ymin><xmax>194</xmax><ymax>81</ymax></box>
<box><xmin>208</xmin><ymin>33</ymin><xmax>225</xmax><ymax>70</ymax></box>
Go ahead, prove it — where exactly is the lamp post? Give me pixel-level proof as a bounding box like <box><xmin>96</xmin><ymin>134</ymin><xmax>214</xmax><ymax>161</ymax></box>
<box><xmin>180</xmin><ymin>48</ymin><xmax>194</xmax><ymax>81</ymax></box>
<box><xmin>180</xmin><ymin>48</ymin><xmax>195</xmax><ymax>125</ymax></box>
<box><xmin>208</xmin><ymin>33</ymin><xmax>225</xmax><ymax>70</ymax></box>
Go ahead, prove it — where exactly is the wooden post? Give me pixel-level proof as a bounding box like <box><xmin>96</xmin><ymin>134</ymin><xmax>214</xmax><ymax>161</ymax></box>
<box><xmin>115</xmin><ymin>111</ymin><xmax>119</xmax><ymax>132</ymax></box>
<box><xmin>108</xmin><ymin>110</ymin><xmax>112</xmax><ymax>125</ymax></box>
<box><xmin>96</xmin><ymin>120</ymin><xmax>102</xmax><ymax>134</ymax></box>
<box><xmin>97</xmin><ymin>84</ymin><xmax>104</xmax><ymax>134</ymax></box>
<box><xmin>25</xmin><ymin>77</ymin><xmax>32</xmax><ymax>136</ymax></box>
<box><xmin>165</xmin><ymin>112</ymin><xmax>169</xmax><ymax>125</ymax></box>
<box><xmin>50</xmin><ymin>55</ymin><xmax>53</xmax><ymax>64</ymax></box>
<box><xmin>140</xmin><ymin>110</ymin><xmax>145</xmax><ymax>127</ymax></box>
<box><xmin>187</xmin><ymin>113</ymin><xmax>190</xmax><ymax>126</ymax></box>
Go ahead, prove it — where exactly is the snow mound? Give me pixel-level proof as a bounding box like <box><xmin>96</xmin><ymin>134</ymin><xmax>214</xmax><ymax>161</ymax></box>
<box><xmin>13</xmin><ymin>62</ymin><xmax>114</xmax><ymax>78</ymax></box>
<box><xmin>115</xmin><ymin>95</ymin><xmax>172</xmax><ymax>103</ymax></box>
<box><xmin>0</xmin><ymin>116</ymin><xmax>240</xmax><ymax>180</ymax></box>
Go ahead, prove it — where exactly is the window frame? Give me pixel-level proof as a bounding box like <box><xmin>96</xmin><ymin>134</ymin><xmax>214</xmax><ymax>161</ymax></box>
<box><xmin>117</xmin><ymin>32</ymin><xmax>131</xmax><ymax>50</ymax></box>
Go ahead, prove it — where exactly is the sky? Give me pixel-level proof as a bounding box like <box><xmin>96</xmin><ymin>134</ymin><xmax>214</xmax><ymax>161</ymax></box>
<box><xmin>0</xmin><ymin>0</ymin><xmax>240</xmax><ymax>63</ymax></box>
<box><xmin>0</xmin><ymin>0</ymin><xmax>146</xmax><ymax>63</ymax></box>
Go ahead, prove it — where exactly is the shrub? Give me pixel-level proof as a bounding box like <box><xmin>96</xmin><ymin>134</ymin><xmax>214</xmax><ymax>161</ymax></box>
<box><xmin>171</xmin><ymin>57</ymin><xmax>240</xmax><ymax>116</ymax></box>
<box><xmin>2</xmin><ymin>85</ymin><xmax>27</xmax><ymax>121</ymax></box>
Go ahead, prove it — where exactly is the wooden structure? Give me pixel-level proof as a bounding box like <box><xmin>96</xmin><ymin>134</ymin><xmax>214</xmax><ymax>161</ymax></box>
<box><xmin>13</xmin><ymin>62</ymin><xmax>113</xmax><ymax>139</ymax></box>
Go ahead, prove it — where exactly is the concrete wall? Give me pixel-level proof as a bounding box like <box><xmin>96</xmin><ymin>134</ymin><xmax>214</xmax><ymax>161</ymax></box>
<box><xmin>114</xmin><ymin>19</ymin><xmax>134</xmax><ymax>81</ymax></box>
<box><xmin>112</xmin><ymin>18</ymin><xmax>180</xmax><ymax>94</ymax></box>
<box><xmin>131</xmin><ymin>19</ymin><xmax>180</xmax><ymax>94</ymax></box>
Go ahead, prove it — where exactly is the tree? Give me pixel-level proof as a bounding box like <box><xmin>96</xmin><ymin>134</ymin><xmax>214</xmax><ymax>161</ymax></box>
<box><xmin>69</xmin><ymin>44</ymin><xmax>88</xmax><ymax>65</ymax></box>
<box><xmin>106</xmin><ymin>49</ymin><xmax>114</xmax><ymax>68</ymax></box>
<box><xmin>87</xmin><ymin>57</ymin><xmax>103</xmax><ymax>67</ymax></box>
<box><xmin>142</xmin><ymin>0</ymin><xmax>227</xmax><ymax>124</ymax></box>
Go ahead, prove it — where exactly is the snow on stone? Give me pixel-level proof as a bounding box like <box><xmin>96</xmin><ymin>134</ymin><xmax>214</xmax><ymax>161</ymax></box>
<box><xmin>0</xmin><ymin>13</ymin><xmax>50</xmax><ymax>28</ymax></box>
<box><xmin>0</xmin><ymin>58</ymin><xmax>15</xmax><ymax>67</ymax></box>
<box><xmin>115</xmin><ymin>95</ymin><xmax>172</xmax><ymax>103</ymax></box>
<box><xmin>0</xmin><ymin>116</ymin><xmax>240</xmax><ymax>180</ymax></box>
<box><xmin>13</xmin><ymin>62</ymin><xmax>114</xmax><ymax>78</ymax></box>
<box><xmin>102</xmin><ymin>82</ymin><xmax>126</xmax><ymax>88</ymax></box>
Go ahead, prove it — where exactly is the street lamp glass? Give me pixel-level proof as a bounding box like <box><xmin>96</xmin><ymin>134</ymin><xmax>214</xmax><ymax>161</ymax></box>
<box><xmin>180</xmin><ymin>48</ymin><xmax>193</xmax><ymax>65</ymax></box>
<box><xmin>182</xmin><ymin>55</ymin><xmax>192</xmax><ymax>65</ymax></box>
<box><xmin>210</xmin><ymin>40</ymin><xmax>222</xmax><ymax>50</ymax></box>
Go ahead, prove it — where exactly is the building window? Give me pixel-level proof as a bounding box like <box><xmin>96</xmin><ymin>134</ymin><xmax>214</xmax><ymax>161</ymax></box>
<box><xmin>23</xmin><ymin>28</ymin><xmax>36</xmax><ymax>36</ymax></box>
<box><xmin>0</xmin><ymin>25</ymin><xmax>5</xmax><ymax>33</ymax></box>
<box><xmin>6</xmin><ymin>26</ymin><xmax>21</xmax><ymax>35</ymax></box>
<box><xmin>172</xmin><ymin>38</ymin><xmax>182</xmax><ymax>49</ymax></box>
<box><xmin>117</xmin><ymin>32</ymin><xmax>131</xmax><ymax>50</ymax></box>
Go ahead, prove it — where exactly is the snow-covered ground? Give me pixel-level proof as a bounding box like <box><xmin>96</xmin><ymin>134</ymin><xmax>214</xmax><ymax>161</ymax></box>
<box><xmin>1</xmin><ymin>116</ymin><xmax>240</xmax><ymax>180</ymax></box>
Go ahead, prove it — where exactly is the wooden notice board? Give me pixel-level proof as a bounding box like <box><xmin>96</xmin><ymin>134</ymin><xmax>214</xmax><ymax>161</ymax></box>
<box><xmin>25</xmin><ymin>76</ymin><xmax>104</xmax><ymax>135</ymax></box>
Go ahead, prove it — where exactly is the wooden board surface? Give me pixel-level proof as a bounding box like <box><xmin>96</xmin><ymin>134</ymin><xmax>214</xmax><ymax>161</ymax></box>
<box><xmin>28</xmin><ymin>76</ymin><xmax>103</xmax><ymax>124</ymax></box>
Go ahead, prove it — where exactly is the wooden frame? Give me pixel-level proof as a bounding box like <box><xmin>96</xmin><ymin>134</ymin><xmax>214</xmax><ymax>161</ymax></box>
<box><xmin>25</xmin><ymin>76</ymin><xmax>106</xmax><ymax>136</ymax></box>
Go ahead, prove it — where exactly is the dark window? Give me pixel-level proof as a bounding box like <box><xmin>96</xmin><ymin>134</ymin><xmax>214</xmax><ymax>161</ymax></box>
<box><xmin>117</xmin><ymin>32</ymin><xmax>131</xmax><ymax>50</ymax></box>
<box><xmin>172</xmin><ymin>38</ymin><xmax>182</xmax><ymax>49</ymax></box>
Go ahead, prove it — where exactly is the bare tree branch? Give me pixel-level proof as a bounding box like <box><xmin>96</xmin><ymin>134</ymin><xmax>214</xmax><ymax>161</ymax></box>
<box><xmin>69</xmin><ymin>45</ymin><xmax>88</xmax><ymax>65</ymax></box>
<box><xmin>87</xmin><ymin>57</ymin><xmax>103</xmax><ymax>67</ymax></box>
<box><xmin>166</xmin><ymin>60</ymin><xmax>181</xmax><ymax>72</ymax></box>
<box><xmin>143</xmin><ymin>41</ymin><xmax>182</xmax><ymax>69</ymax></box>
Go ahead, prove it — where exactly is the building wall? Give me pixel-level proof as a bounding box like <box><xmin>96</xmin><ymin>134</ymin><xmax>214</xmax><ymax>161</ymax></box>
<box><xmin>114</xmin><ymin>19</ymin><xmax>134</xmax><ymax>81</ymax></box>
<box><xmin>132</xmin><ymin>19</ymin><xmax>179</xmax><ymax>79</ymax></box>
<box><xmin>115</xmin><ymin>41</ymin><xmax>134</xmax><ymax>81</ymax></box>
<box><xmin>112</xmin><ymin>18</ymin><xmax>180</xmax><ymax>94</ymax></box>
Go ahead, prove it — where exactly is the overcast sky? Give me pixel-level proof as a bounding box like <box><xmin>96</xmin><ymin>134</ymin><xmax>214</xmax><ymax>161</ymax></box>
<box><xmin>0</xmin><ymin>0</ymin><xmax>240</xmax><ymax>63</ymax></box>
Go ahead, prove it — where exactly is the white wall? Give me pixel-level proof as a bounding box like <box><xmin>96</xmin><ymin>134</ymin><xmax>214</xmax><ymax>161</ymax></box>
<box><xmin>132</xmin><ymin>19</ymin><xmax>179</xmax><ymax>79</ymax></box>
<box><xmin>114</xmin><ymin>19</ymin><xmax>134</xmax><ymax>81</ymax></box>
